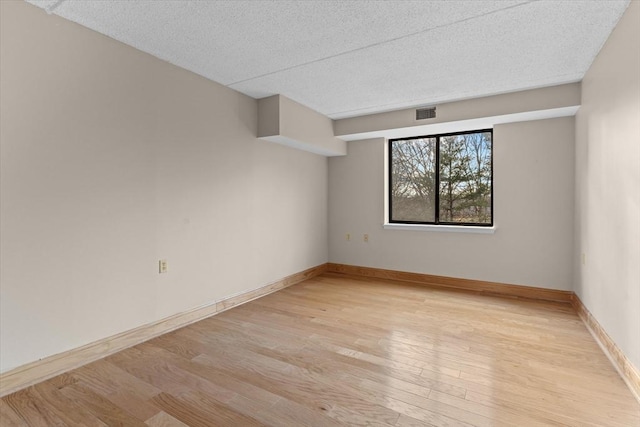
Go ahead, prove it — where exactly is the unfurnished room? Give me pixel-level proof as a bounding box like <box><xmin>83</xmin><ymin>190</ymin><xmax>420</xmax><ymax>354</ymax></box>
<box><xmin>0</xmin><ymin>0</ymin><xmax>639</xmax><ymax>425</ymax></box>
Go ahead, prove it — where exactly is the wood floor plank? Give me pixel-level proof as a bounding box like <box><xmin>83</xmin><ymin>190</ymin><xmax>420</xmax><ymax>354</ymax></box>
<box><xmin>24</xmin><ymin>382</ymin><xmax>107</xmax><ymax>427</ymax></box>
<box><xmin>136</xmin><ymin>340</ymin><xmax>285</xmax><ymax>408</ymax></box>
<box><xmin>2</xmin><ymin>388</ymin><xmax>67</xmax><ymax>427</ymax></box>
<box><xmin>226</xmin><ymin>392</ymin><xmax>344</xmax><ymax>427</ymax></box>
<box><xmin>69</xmin><ymin>359</ymin><xmax>162</xmax><ymax>421</ymax></box>
<box><xmin>424</xmin><ymin>389</ymin><xmax>555</xmax><ymax>427</ymax></box>
<box><xmin>0</xmin><ymin>399</ymin><xmax>28</xmax><ymax>427</ymax></box>
<box><xmin>192</xmin><ymin>349</ymin><xmax>401</xmax><ymax>426</ymax></box>
<box><xmin>58</xmin><ymin>382</ymin><xmax>148</xmax><ymax>426</ymax></box>
<box><xmin>303</xmin><ymin>335</ymin><xmax>469</xmax><ymax>398</ymax></box>
<box><xmin>2</xmin><ymin>273</ymin><xmax>639</xmax><ymax>426</ymax></box>
<box><xmin>38</xmin><ymin>374</ymin><xmax>77</xmax><ymax>392</ymax></box>
<box><xmin>144</xmin><ymin>411</ymin><xmax>190</xmax><ymax>427</ymax></box>
<box><xmin>391</xmin><ymin>404</ymin><xmax>474</xmax><ymax>427</ymax></box>
<box><xmin>105</xmin><ymin>345</ymin><xmax>238</xmax><ymax>405</ymax></box>
<box><xmin>153</xmin><ymin>390</ymin><xmax>265</xmax><ymax>427</ymax></box>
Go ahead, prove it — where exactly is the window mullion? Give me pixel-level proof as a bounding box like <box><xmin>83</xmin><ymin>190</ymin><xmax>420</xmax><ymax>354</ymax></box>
<box><xmin>434</xmin><ymin>136</ymin><xmax>440</xmax><ymax>225</ymax></box>
<box><xmin>388</xmin><ymin>140</ymin><xmax>394</xmax><ymax>222</ymax></box>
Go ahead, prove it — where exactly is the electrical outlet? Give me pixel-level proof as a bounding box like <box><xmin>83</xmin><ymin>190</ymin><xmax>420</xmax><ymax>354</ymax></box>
<box><xmin>159</xmin><ymin>259</ymin><xmax>168</xmax><ymax>273</ymax></box>
<box><xmin>581</xmin><ymin>253</ymin><xmax>586</xmax><ymax>265</ymax></box>
<box><xmin>346</xmin><ymin>233</ymin><xmax>351</xmax><ymax>241</ymax></box>
<box><xmin>364</xmin><ymin>234</ymin><xmax>369</xmax><ymax>243</ymax></box>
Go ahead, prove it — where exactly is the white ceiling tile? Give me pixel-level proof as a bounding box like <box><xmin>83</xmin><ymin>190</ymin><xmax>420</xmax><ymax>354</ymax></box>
<box><xmin>229</xmin><ymin>0</ymin><xmax>629</xmax><ymax>118</ymax></box>
<box><xmin>25</xmin><ymin>0</ymin><xmax>630</xmax><ymax>119</ymax></box>
<box><xmin>50</xmin><ymin>0</ymin><xmax>530</xmax><ymax>84</ymax></box>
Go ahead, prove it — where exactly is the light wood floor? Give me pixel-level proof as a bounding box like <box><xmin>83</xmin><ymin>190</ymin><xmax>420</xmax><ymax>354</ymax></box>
<box><xmin>2</xmin><ymin>274</ymin><xmax>639</xmax><ymax>426</ymax></box>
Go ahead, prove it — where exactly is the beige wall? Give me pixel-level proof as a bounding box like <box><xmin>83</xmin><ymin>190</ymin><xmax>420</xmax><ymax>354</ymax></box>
<box><xmin>329</xmin><ymin>117</ymin><xmax>575</xmax><ymax>290</ymax></box>
<box><xmin>258</xmin><ymin>94</ymin><xmax>346</xmax><ymax>156</ymax></box>
<box><xmin>0</xmin><ymin>1</ymin><xmax>328</xmax><ymax>373</ymax></box>
<box><xmin>334</xmin><ymin>83</ymin><xmax>581</xmax><ymax>138</ymax></box>
<box><xmin>575</xmin><ymin>1</ymin><xmax>639</xmax><ymax>369</ymax></box>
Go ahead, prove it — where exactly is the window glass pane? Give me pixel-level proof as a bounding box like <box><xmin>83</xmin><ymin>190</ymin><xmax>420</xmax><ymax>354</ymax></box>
<box><xmin>438</xmin><ymin>132</ymin><xmax>492</xmax><ymax>224</ymax></box>
<box><xmin>390</xmin><ymin>138</ymin><xmax>437</xmax><ymax>222</ymax></box>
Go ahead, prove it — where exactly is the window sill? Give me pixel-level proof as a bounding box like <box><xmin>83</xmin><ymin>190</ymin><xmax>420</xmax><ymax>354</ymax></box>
<box><xmin>383</xmin><ymin>223</ymin><xmax>496</xmax><ymax>234</ymax></box>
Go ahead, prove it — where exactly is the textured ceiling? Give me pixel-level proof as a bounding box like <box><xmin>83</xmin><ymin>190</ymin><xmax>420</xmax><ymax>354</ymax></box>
<box><xmin>27</xmin><ymin>0</ymin><xmax>630</xmax><ymax>119</ymax></box>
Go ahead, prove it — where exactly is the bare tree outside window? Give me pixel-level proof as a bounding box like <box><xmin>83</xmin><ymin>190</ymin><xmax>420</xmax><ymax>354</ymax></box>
<box><xmin>390</xmin><ymin>137</ymin><xmax>436</xmax><ymax>222</ymax></box>
<box><xmin>390</xmin><ymin>130</ymin><xmax>492</xmax><ymax>225</ymax></box>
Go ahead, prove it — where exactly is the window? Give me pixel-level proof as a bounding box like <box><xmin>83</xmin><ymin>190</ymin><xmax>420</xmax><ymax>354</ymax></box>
<box><xmin>389</xmin><ymin>129</ymin><xmax>492</xmax><ymax>226</ymax></box>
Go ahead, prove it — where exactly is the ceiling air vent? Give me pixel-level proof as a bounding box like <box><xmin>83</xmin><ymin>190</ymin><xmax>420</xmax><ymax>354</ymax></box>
<box><xmin>416</xmin><ymin>107</ymin><xmax>436</xmax><ymax>120</ymax></box>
